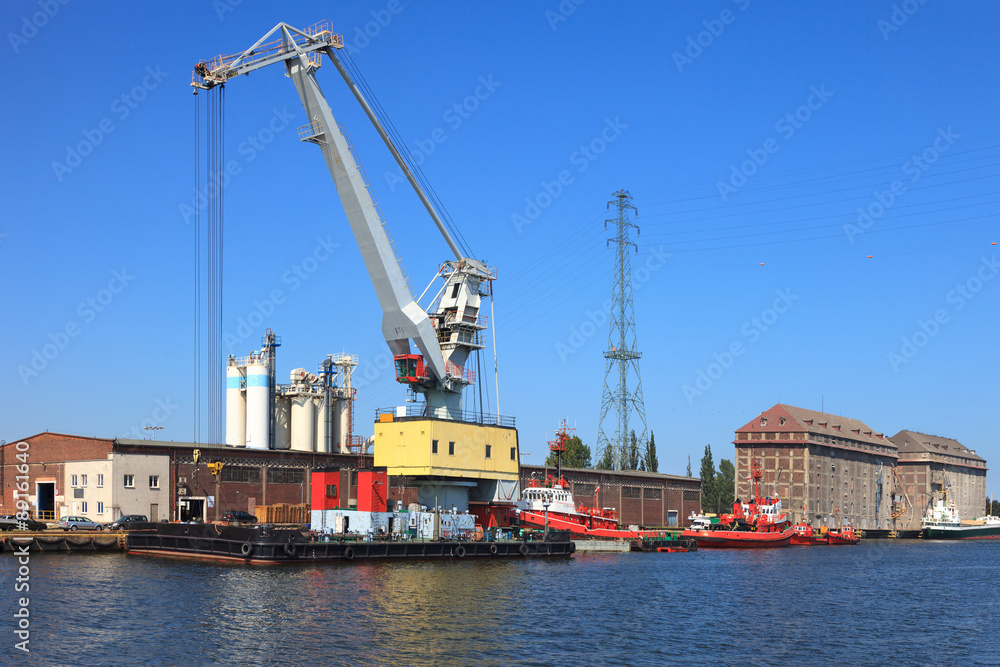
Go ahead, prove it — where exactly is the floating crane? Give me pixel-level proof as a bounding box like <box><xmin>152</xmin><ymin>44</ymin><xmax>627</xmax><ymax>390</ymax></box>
<box><xmin>192</xmin><ymin>22</ymin><xmax>517</xmax><ymax>514</ymax></box>
<box><xmin>192</xmin><ymin>22</ymin><xmax>494</xmax><ymax>421</ymax></box>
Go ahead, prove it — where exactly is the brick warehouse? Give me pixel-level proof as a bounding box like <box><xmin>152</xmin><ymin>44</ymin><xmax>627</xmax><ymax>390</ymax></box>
<box><xmin>520</xmin><ymin>464</ymin><xmax>701</xmax><ymax>528</ymax></box>
<box><xmin>890</xmin><ymin>429</ymin><xmax>988</xmax><ymax>531</ymax></box>
<box><xmin>1</xmin><ymin>432</ymin><xmax>701</xmax><ymax>529</ymax></box>
<box><xmin>0</xmin><ymin>433</ymin><xmax>368</xmax><ymax>523</ymax></box>
<box><xmin>734</xmin><ymin>404</ymin><xmax>899</xmax><ymax>530</ymax></box>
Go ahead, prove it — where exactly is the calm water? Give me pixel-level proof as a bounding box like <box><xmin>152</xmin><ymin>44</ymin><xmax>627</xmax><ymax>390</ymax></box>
<box><xmin>1</xmin><ymin>540</ymin><xmax>998</xmax><ymax>666</ymax></box>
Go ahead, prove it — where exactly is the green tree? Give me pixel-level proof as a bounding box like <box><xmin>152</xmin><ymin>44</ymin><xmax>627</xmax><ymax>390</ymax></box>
<box><xmin>699</xmin><ymin>445</ymin><xmax>716</xmax><ymax>513</ymax></box>
<box><xmin>544</xmin><ymin>435</ymin><xmax>592</xmax><ymax>469</ymax></box>
<box><xmin>716</xmin><ymin>459</ymin><xmax>736</xmax><ymax>514</ymax></box>
<box><xmin>596</xmin><ymin>446</ymin><xmax>614</xmax><ymax>470</ymax></box>
<box><xmin>643</xmin><ymin>432</ymin><xmax>659</xmax><ymax>473</ymax></box>
<box><xmin>625</xmin><ymin>430</ymin><xmax>641</xmax><ymax>470</ymax></box>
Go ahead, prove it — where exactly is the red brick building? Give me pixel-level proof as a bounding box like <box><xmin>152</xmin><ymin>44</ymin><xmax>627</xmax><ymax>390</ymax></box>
<box><xmin>0</xmin><ymin>433</ymin><xmax>367</xmax><ymax>523</ymax></box>
<box><xmin>734</xmin><ymin>404</ymin><xmax>899</xmax><ymax>530</ymax></box>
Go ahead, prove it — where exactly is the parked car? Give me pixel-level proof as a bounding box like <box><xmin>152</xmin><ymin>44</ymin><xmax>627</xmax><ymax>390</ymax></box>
<box><xmin>220</xmin><ymin>511</ymin><xmax>257</xmax><ymax>524</ymax></box>
<box><xmin>107</xmin><ymin>514</ymin><xmax>148</xmax><ymax>530</ymax></box>
<box><xmin>0</xmin><ymin>515</ymin><xmax>47</xmax><ymax>531</ymax></box>
<box><xmin>57</xmin><ymin>516</ymin><xmax>104</xmax><ymax>531</ymax></box>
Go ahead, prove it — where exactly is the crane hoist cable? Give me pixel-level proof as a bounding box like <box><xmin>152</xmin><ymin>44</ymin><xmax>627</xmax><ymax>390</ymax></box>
<box><xmin>342</xmin><ymin>50</ymin><xmax>474</xmax><ymax>259</ymax></box>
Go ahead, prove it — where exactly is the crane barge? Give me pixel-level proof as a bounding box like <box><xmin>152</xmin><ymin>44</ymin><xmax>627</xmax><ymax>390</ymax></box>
<box><xmin>192</xmin><ymin>22</ymin><xmax>519</xmax><ymax>518</ymax></box>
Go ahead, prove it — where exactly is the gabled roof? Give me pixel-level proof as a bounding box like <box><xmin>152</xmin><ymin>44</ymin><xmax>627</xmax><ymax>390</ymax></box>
<box><xmin>735</xmin><ymin>404</ymin><xmax>896</xmax><ymax>449</ymax></box>
<box><xmin>890</xmin><ymin>429</ymin><xmax>986</xmax><ymax>464</ymax></box>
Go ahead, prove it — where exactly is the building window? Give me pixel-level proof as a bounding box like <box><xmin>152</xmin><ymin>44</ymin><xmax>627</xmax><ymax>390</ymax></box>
<box><xmin>511</xmin><ymin>447</ymin><xmax>516</xmax><ymax>461</ymax></box>
<box><xmin>432</xmin><ymin>439</ymin><xmax>438</xmax><ymax>454</ymax></box>
<box><xmin>97</xmin><ymin>502</ymin><xmax>104</xmax><ymax>514</ymax></box>
<box><xmin>124</xmin><ymin>475</ymin><xmax>135</xmax><ymax>489</ymax></box>
<box><xmin>622</xmin><ymin>486</ymin><xmax>641</xmax><ymax>499</ymax></box>
<box><xmin>221</xmin><ymin>466</ymin><xmax>262</xmax><ymax>483</ymax></box>
<box><xmin>81</xmin><ymin>474</ymin><xmax>88</xmax><ymax>487</ymax></box>
<box><xmin>97</xmin><ymin>474</ymin><xmax>104</xmax><ymax>488</ymax></box>
<box><xmin>668</xmin><ymin>510</ymin><xmax>678</xmax><ymax>526</ymax></box>
<box><xmin>267</xmin><ymin>468</ymin><xmax>304</xmax><ymax>484</ymax></box>
<box><xmin>81</xmin><ymin>501</ymin><xmax>88</xmax><ymax>514</ymax></box>
<box><xmin>73</xmin><ymin>488</ymin><xmax>84</xmax><ymax>499</ymax></box>
<box><xmin>326</xmin><ymin>484</ymin><xmax>338</xmax><ymax>498</ymax></box>
<box><xmin>760</xmin><ymin>417</ymin><xmax>767</xmax><ymax>426</ymax></box>
<box><xmin>71</xmin><ymin>474</ymin><xmax>78</xmax><ymax>487</ymax></box>
<box><xmin>485</xmin><ymin>445</ymin><xmax>492</xmax><ymax>459</ymax></box>
<box><xmin>644</xmin><ymin>488</ymin><xmax>662</xmax><ymax>500</ymax></box>
<box><xmin>448</xmin><ymin>441</ymin><xmax>455</xmax><ymax>456</ymax></box>
<box><xmin>149</xmin><ymin>475</ymin><xmax>160</xmax><ymax>489</ymax></box>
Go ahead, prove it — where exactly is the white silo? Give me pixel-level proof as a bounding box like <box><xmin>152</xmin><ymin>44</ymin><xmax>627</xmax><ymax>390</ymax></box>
<box><xmin>290</xmin><ymin>395</ymin><xmax>315</xmax><ymax>452</ymax></box>
<box><xmin>245</xmin><ymin>361</ymin><xmax>270</xmax><ymax>450</ymax></box>
<box><xmin>331</xmin><ymin>397</ymin><xmax>342</xmax><ymax>453</ymax></box>
<box><xmin>315</xmin><ymin>396</ymin><xmax>330</xmax><ymax>453</ymax></box>
<box><xmin>335</xmin><ymin>398</ymin><xmax>351</xmax><ymax>453</ymax></box>
<box><xmin>274</xmin><ymin>396</ymin><xmax>291</xmax><ymax>450</ymax></box>
<box><xmin>225</xmin><ymin>364</ymin><xmax>246</xmax><ymax>447</ymax></box>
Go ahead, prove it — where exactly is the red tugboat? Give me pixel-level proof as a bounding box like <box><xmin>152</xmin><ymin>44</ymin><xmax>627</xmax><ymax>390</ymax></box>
<box><xmin>789</xmin><ymin>506</ymin><xmax>829</xmax><ymax>546</ymax></box>
<box><xmin>514</xmin><ymin>422</ymin><xmax>684</xmax><ymax>542</ymax></box>
<box><xmin>681</xmin><ymin>459</ymin><xmax>793</xmax><ymax>548</ymax></box>
<box><xmin>826</xmin><ymin>506</ymin><xmax>860</xmax><ymax>545</ymax></box>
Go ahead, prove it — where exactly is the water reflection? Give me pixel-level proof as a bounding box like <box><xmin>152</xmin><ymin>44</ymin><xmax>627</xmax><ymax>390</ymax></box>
<box><xmin>3</xmin><ymin>543</ymin><xmax>999</xmax><ymax>665</ymax></box>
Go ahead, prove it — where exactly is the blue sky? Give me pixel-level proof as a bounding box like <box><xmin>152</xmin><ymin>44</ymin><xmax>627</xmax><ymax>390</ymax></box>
<box><xmin>2</xmin><ymin>2</ymin><xmax>998</xmax><ymax>495</ymax></box>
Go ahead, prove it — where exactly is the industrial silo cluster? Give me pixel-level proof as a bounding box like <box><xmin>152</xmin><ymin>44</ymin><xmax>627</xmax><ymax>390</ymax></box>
<box><xmin>225</xmin><ymin>337</ymin><xmax>359</xmax><ymax>453</ymax></box>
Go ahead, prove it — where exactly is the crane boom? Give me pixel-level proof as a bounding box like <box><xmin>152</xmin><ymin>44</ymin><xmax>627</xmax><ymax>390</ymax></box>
<box><xmin>193</xmin><ymin>22</ymin><xmax>494</xmax><ymax>420</ymax></box>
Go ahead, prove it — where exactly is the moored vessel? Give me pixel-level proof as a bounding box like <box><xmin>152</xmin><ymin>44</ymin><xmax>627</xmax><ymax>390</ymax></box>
<box><xmin>790</xmin><ymin>507</ymin><xmax>829</xmax><ymax>546</ymax></box>
<box><xmin>922</xmin><ymin>496</ymin><xmax>1000</xmax><ymax>540</ymax></box>
<box><xmin>681</xmin><ymin>459</ymin><xmax>793</xmax><ymax>548</ymax></box>
<box><xmin>125</xmin><ymin>522</ymin><xmax>574</xmax><ymax>563</ymax></box>
<box><xmin>514</xmin><ymin>422</ymin><xmax>664</xmax><ymax>540</ymax></box>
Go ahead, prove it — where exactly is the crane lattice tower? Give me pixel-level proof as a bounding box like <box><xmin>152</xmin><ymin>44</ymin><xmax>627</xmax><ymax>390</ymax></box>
<box><xmin>595</xmin><ymin>190</ymin><xmax>648</xmax><ymax>470</ymax></box>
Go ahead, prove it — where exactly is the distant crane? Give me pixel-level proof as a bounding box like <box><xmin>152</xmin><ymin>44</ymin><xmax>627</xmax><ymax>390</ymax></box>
<box><xmin>192</xmin><ymin>22</ymin><xmax>496</xmax><ymax>421</ymax></box>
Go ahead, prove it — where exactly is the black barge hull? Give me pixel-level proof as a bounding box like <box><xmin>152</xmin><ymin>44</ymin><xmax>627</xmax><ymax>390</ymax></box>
<box><xmin>125</xmin><ymin>523</ymin><xmax>574</xmax><ymax>564</ymax></box>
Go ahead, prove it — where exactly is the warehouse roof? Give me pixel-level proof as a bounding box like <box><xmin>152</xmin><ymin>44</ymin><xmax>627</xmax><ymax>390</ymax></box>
<box><xmin>890</xmin><ymin>429</ymin><xmax>986</xmax><ymax>464</ymax></box>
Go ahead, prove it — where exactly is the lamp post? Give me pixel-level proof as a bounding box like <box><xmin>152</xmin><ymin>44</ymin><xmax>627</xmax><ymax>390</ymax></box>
<box><xmin>543</xmin><ymin>500</ymin><xmax>550</xmax><ymax>541</ymax></box>
<box><xmin>144</xmin><ymin>426</ymin><xmax>164</xmax><ymax>440</ymax></box>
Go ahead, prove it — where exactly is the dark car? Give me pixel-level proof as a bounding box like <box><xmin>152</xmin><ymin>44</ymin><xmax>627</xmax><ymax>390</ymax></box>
<box><xmin>107</xmin><ymin>514</ymin><xmax>148</xmax><ymax>530</ymax></box>
<box><xmin>221</xmin><ymin>511</ymin><xmax>257</xmax><ymax>524</ymax></box>
<box><xmin>0</xmin><ymin>515</ymin><xmax>47</xmax><ymax>531</ymax></box>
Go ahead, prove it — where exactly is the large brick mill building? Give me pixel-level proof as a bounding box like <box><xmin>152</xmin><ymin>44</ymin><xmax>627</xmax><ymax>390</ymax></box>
<box><xmin>734</xmin><ymin>404</ymin><xmax>899</xmax><ymax>530</ymax></box>
<box><xmin>890</xmin><ymin>429</ymin><xmax>988</xmax><ymax>531</ymax></box>
<box><xmin>733</xmin><ymin>404</ymin><xmax>991</xmax><ymax>531</ymax></box>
